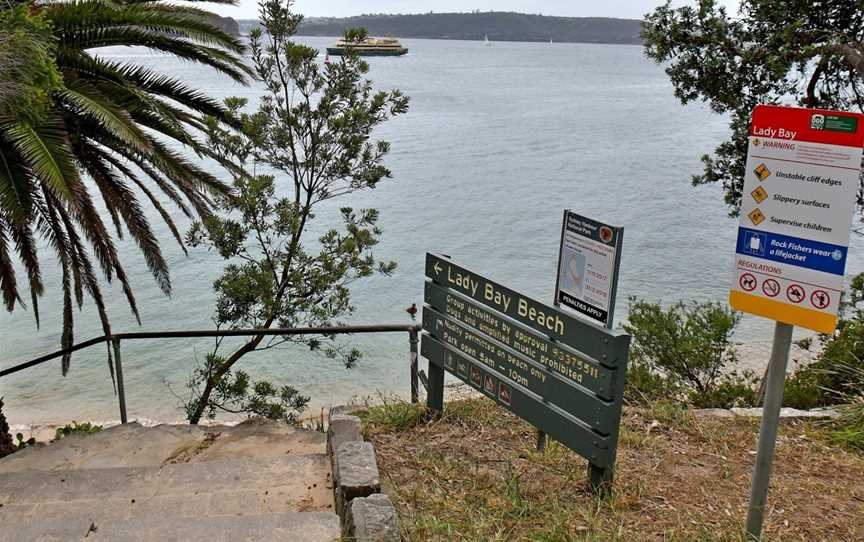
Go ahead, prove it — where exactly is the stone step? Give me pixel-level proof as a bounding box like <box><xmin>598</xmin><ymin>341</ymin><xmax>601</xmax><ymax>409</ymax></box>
<box><xmin>0</xmin><ymin>419</ymin><xmax>326</xmax><ymax>473</ymax></box>
<box><xmin>0</xmin><ymin>511</ymin><xmax>342</xmax><ymax>542</ymax></box>
<box><xmin>0</xmin><ymin>455</ymin><xmax>335</xmax><ymax>529</ymax></box>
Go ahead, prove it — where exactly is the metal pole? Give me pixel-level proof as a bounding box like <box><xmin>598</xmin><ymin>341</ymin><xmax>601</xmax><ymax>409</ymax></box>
<box><xmin>409</xmin><ymin>328</ymin><xmax>419</xmax><ymax>404</ymax></box>
<box><xmin>745</xmin><ymin>322</ymin><xmax>793</xmax><ymax>540</ymax></box>
<box><xmin>111</xmin><ymin>338</ymin><xmax>128</xmax><ymax>425</ymax></box>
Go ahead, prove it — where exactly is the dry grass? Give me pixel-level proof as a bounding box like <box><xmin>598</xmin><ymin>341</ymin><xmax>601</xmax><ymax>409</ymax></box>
<box><xmin>358</xmin><ymin>398</ymin><xmax>864</xmax><ymax>541</ymax></box>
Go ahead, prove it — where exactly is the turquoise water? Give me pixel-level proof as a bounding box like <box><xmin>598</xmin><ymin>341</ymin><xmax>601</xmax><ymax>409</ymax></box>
<box><xmin>2</xmin><ymin>37</ymin><xmax>858</xmax><ymax>425</ymax></box>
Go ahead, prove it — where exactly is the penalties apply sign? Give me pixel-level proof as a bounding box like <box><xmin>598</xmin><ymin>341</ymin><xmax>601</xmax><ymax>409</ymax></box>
<box><xmin>730</xmin><ymin>105</ymin><xmax>864</xmax><ymax>333</ymax></box>
<box><xmin>555</xmin><ymin>211</ymin><xmax>623</xmax><ymax>328</ymax></box>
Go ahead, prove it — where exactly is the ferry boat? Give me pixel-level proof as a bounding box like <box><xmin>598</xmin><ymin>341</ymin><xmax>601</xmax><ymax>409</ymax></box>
<box><xmin>327</xmin><ymin>37</ymin><xmax>408</xmax><ymax>57</ymax></box>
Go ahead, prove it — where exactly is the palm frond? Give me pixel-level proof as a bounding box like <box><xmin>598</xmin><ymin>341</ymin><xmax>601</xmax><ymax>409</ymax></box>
<box><xmin>1</xmin><ymin>114</ymin><xmax>80</xmax><ymax>207</ymax></box>
<box><xmin>1</xmin><ymin>0</ymin><xmax>248</xmax><ymax>374</ymax></box>
<box><xmin>58</xmin><ymin>79</ymin><xmax>154</xmax><ymax>153</ymax></box>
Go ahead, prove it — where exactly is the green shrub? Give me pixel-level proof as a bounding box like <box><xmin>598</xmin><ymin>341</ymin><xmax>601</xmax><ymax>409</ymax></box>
<box><xmin>826</xmin><ymin>364</ymin><xmax>864</xmax><ymax>452</ymax></box>
<box><xmin>782</xmin><ymin>319</ymin><xmax>864</xmax><ymax>409</ymax></box>
<box><xmin>624</xmin><ymin>361</ymin><xmax>678</xmax><ymax>404</ymax></box>
<box><xmin>54</xmin><ymin>422</ymin><xmax>102</xmax><ymax>441</ymax></box>
<box><xmin>688</xmin><ymin>372</ymin><xmax>757</xmax><ymax>409</ymax></box>
<box><xmin>782</xmin><ymin>369</ymin><xmax>824</xmax><ymax>410</ymax></box>
<box><xmin>624</xmin><ymin>298</ymin><xmax>755</xmax><ymax>408</ymax></box>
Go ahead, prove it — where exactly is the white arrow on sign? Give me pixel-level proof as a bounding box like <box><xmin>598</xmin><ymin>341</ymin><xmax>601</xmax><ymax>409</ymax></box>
<box><xmin>433</xmin><ymin>262</ymin><xmax>442</xmax><ymax>276</ymax></box>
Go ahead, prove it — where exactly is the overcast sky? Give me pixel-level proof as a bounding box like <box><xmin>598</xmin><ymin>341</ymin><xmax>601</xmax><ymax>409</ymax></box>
<box><xmin>216</xmin><ymin>1</ymin><xmax>741</xmax><ymax>20</ymax></box>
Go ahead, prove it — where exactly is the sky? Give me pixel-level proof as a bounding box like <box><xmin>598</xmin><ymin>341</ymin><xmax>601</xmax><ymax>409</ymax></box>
<box><xmin>216</xmin><ymin>1</ymin><xmax>741</xmax><ymax>20</ymax></box>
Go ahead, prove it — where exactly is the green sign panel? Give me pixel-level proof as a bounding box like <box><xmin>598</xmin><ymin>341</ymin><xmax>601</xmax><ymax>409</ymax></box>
<box><xmin>425</xmin><ymin>281</ymin><xmax>616</xmax><ymax>399</ymax></box>
<box><xmin>421</xmin><ymin>337</ymin><xmax>612</xmax><ymax>466</ymax></box>
<box><xmin>425</xmin><ymin>254</ymin><xmax>627</xmax><ymax>367</ymax></box>
<box><xmin>422</xmin><ymin>253</ymin><xmax>631</xmax><ymax>491</ymax></box>
<box><xmin>822</xmin><ymin>114</ymin><xmax>859</xmax><ymax>134</ymax></box>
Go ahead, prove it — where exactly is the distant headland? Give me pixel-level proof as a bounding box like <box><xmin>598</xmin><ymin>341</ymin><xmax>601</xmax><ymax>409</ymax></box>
<box><xmin>237</xmin><ymin>12</ymin><xmax>643</xmax><ymax>45</ymax></box>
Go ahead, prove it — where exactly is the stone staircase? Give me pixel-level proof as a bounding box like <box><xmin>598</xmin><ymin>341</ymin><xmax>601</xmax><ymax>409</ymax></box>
<box><xmin>0</xmin><ymin>419</ymin><xmax>341</xmax><ymax>541</ymax></box>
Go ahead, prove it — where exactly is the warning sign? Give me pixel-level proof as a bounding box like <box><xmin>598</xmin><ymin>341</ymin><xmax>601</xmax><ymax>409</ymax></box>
<box><xmin>730</xmin><ymin>105</ymin><xmax>864</xmax><ymax>333</ymax></box>
<box><xmin>748</xmin><ymin>208</ymin><xmax>766</xmax><ymax>226</ymax></box>
<box><xmin>754</xmin><ymin>163</ymin><xmax>771</xmax><ymax>181</ymax></box>
<box><xmin>751</xmin><ymin>186</ymin><xmax>769</xmax><ymax>204</ymax></box>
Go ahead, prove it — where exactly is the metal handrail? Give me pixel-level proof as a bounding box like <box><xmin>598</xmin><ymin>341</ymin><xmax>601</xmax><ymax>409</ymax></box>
<box><xmin>1</xmin><ymin>324</ymin><xmax>423</xmax><ymax>423</ymax></box>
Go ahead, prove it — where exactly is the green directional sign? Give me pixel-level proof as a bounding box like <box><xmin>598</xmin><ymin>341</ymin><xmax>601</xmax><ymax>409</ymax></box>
<box><xmin>422</xmin><ymin>307</ymin><xmax>618</xmax><ymax>433</ymax></box>
<box><xmin>421</xmin><ymin>337</ymin><xmax>612</xmax><ymax>466</ymax></box>
<box><xmin>425</xmin><ymin>254</ymin><xmax>628</xmax><ymax>367</ymax></box>
<box><xmin>422</xmin><ymin>253</ymin><xmax>631</xmax><ymax>493</ymax></box>
<box><xmin>425</xmin><ymin>281</ymin><xmax>616</xmax><ymax>399</ymax></box>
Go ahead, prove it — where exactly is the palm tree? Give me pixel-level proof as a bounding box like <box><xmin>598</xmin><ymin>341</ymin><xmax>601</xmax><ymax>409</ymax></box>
<box><xmin>0</xmin><ymin>0</ymin><xmax>252</xmax><ymax>373</ymax></box>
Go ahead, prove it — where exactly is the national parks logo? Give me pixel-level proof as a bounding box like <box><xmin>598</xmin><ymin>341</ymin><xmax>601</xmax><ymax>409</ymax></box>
<box><xmin>599</xmin><ymin>226</ymin><xmax>613</xmax><ymax>244</ymax></box>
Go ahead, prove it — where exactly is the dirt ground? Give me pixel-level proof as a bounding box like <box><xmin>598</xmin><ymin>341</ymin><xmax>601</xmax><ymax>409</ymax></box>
<box><xmin>359</xmin><ymin>398</ymin><xmax>864</xmax><ymax>541</ymax></box>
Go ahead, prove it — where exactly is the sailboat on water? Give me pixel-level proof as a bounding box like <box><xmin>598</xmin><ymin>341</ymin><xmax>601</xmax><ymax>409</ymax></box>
<box><xmin>483</xmin><ymin>34</ymin><xmax>491</xmax><ymax>46</ymax></box>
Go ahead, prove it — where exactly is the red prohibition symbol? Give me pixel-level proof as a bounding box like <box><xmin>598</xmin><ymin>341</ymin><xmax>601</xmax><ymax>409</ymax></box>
<box><xmin>810</xmin><ymin>290</ymin><xmax>831</xmax><ymax>310</ymax></box>
<box><xmin>786</xmin><ymin>284</ymin><xmax>806</xmax><ymax>304</ymax></box>
<box><xmin>739</xmin><ymin>273</ymin><xmax>757</xmax><ymax>292</ymax></box>
<box><xmin>762</xmin><ymin>279</ymin><xmax>780</xmax><ymax>298</ymax></box>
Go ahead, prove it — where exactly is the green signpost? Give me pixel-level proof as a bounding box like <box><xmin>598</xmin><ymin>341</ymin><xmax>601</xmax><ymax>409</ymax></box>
<box><xmin>422</xmin><ymin>253</ymin><xmax>631</xmax><ymax>491</ymax></box>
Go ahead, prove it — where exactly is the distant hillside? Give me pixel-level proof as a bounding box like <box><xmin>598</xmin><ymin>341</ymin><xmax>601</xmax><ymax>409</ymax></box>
<box><xmin>238</xmin><ymin>12</ymin><xmax>643</xmax><ymax>45</ymax></box>
<box><xmin>206</xmin><ymin>15</ymin><xmax>241</xmax><ymax>37</ymax></box>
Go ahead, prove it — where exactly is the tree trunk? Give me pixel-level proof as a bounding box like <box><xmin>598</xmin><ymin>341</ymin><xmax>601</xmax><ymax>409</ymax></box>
<box><xmin>187</xmin><ymin>337</ymin><xmax>263</xmax><ymax>424</ymax></box>
<box><xmin>842</xmin><ymin>43</ymin><xmax>864</xmax><ymax>79</ymax></box>
<box><xmin>0</xmin><ymin>398</ymin><xmax>16</xmax><ymax>459</ymax></box>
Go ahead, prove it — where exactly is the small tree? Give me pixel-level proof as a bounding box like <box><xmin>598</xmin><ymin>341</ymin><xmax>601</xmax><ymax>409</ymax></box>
<box><xmin>624</xmin><ymin>298</ymin><xmax>753</xmax><ymax>407</ymax></box>
<box><xmin>643</xmin><ymin>0</ymin><xmax>864</xmax><ymax>216</ymax></box>
<box><xmin>183</xmin><ymin>0</ymin><xmax>409</xmax><ymax>424</ymax></box>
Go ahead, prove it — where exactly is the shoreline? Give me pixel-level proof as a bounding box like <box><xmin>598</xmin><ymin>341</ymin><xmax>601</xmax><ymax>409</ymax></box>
<box><xmin>4</xmin><ymin>338</ymin><xmax>819</xmax><ymax>440</ymax></box>
<box><xmin>9</xmin><ymin>383</ymin><xmax>484</xmax><ymax>444</ymax></box>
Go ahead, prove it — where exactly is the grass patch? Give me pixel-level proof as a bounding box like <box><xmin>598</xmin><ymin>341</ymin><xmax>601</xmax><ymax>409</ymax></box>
<box><xmin>361</xmin><ymin>397</ymin><xmax>864</xmax><ymax>541</ymax></box>
<box><xmin>357</xmin><ymin>397</ymin><xmax>427</xmax><ymax>438</ymax></box>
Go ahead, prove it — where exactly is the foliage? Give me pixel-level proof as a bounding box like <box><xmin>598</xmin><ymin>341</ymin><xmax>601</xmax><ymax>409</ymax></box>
<box><xmin>690</xmin><ymin>372</ymin><xmax>757</xmax><ymax>409</ymax></box>
<box><xmin>624</xmin><ymin>360</ymin><xmax>678</xmax><ymax>404</ymax></box>
<box><xmin>830</xmin><ymin>366</ymin><xmax>864</xmax><ymax>451</ymax></box>
<box><xmin>53</xmin><ymin>421</ymin><xmax>102</xmax><ymax>441</ymax></box>
<box><xmin>183</xmin><ymin>0</ymin><xmax>409</xmax><ymax>424</ymax></box>
<box><xmin>624</xmin><ymin>298</ymin><xmax>757</xmax><ymax>408</ymax></box>
<box><xmin>784</xmin><ymin>273</ymin><xmax>864</xmax><ymax>409</ymax></box>
<box><xmin>15</xmin><ymin>433</ymin><xmax>36</xmax><ymax>449</ymax></box>
<box><xmin>185</xmin><ymin>353</ymin><xmax>309</xmax><ymax>423</ymax></box>
<box><xmin>782</xmin><ymin>369</ymin><xmax>824</xmax><ymax>410</ymax></box>
<box><xmin>0</xmin><ymin>6</ymin><xmax>62</xmax><ymax>117</ymax></box>
<box><xmin>0</xmin><ymin>397</ymin><xmax>16</xmax><ymax>458</ymax></box>
<box><xmin>624</xmin><ymin>297</ymin><xmax>745</xmax><ymax>397</ymax></box>
<box><xmin>643</xmin><ymin>0</ymin><xmax>864</xmax><ymax>216</ymax></box>
<box><xmin>0</xmin><ymin>0</ymin><xmax>252</xmax><ymax>374</ymax></box>
<box><xmin>356</xmin><ymin>397</ymin><xmax>426</xmax><ymax>436</ymax></box>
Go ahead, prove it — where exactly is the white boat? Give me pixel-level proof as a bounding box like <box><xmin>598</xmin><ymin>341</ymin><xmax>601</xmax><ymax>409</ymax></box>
<box><xmin>484</xmin><ymin>34</ymin><xmax>491</xmax><ymax>46</ymax></box>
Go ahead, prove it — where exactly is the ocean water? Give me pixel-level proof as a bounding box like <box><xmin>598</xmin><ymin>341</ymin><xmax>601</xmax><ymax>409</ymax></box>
<box><xmin>2</xmin><ymin>37</ymin><xmax>859</xmax><ymax>426</ymax></box>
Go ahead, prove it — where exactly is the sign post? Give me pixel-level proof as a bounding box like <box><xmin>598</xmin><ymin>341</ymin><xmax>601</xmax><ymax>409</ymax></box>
<box><xmin>728</xmin><ymin>105</ymin><xmax>864</xmax><ymax>539</ymax></box>
<box><xmin>421</xmin><ymin>253</ymin><xmax>631</xmax><ymax>493</ymax></box>
<box><xmin>538</xmin><ymin>211</ymin><xmax>624</xmax><ymax>451</ymax></box>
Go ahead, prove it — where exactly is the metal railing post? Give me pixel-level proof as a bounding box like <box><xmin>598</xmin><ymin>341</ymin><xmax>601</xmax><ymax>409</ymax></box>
<box><xmin>409</xmin><ymin>327</ymin><xmax>419</xmax><ymax>404</ymax></box>
<box><xmin>111</xmin><ymin>337</ymin><xmax>128</xmax><ymax>424</ymax></box>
